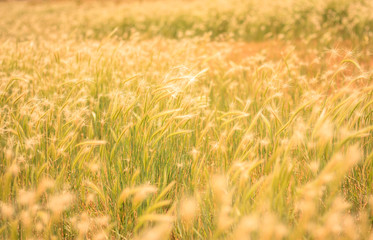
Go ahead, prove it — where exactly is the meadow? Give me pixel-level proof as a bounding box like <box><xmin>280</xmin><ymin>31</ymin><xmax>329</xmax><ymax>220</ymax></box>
<box><xmin>0</xmin><ymin>0</ymin><xmax>373</xmax><ymax>239</ymax></box>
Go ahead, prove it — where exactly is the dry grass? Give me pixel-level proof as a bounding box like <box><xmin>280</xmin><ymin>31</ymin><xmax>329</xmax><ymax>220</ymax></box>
<box><xmin>0</xmin><ymin>0</ymin><xmax>373</xmax><ymax>239</ymax></box>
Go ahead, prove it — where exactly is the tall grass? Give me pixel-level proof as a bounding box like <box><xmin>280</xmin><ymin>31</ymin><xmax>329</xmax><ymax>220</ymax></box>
<box><xmin>0</xmin><ymin>0</ymin><xmax>373</xmax><ymax>239</ymax></box>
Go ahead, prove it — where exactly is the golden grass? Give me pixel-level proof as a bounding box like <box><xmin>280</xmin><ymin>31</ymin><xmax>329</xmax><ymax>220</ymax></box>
<box><xmin>0</xmin><ymin>0</ymin><xmax>373</xmax><ymax>239</ymax></box>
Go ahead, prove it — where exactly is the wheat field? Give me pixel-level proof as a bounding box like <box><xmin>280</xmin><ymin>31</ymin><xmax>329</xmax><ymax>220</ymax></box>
<box><xmin>0</xmin><ymin>0</ymin><xmax>373</xmax><ymax>239</ymax></box>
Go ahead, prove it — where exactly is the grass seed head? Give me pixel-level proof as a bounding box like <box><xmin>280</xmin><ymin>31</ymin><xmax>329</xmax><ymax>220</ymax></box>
<box><xmin>180</xmin><ymin>197</ymin><xmax>198</xmax><ymax>227</ymax></box>
<box><xmin>0</xmin><ymin>202</ymin><xmax>14</xmax><ymax>219</ymax></box>
<box><xmin>132</xmin><ymin>184</ymin><xmax>157</xmax><ymax>206</ymax></box>
<box><xmin>48</xmin><ymin>192</ymin><xmax>74</xmax><ymax>216</ymax></box>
